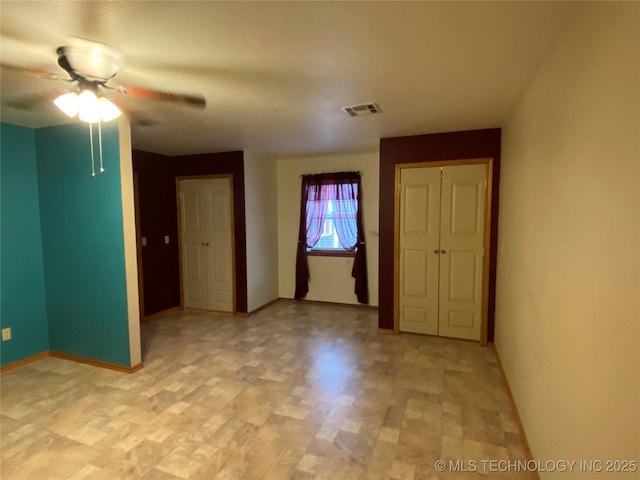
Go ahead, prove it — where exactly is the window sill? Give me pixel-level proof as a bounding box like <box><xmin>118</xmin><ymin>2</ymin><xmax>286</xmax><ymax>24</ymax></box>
<box><xmin>307</xmin><ymin>250</ymin><xmax>355</xmax><ymax>258</ymax></box>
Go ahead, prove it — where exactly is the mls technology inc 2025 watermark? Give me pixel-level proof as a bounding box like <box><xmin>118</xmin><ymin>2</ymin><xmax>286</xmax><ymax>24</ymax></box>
<box><xmin>434</xmin><ymin>459</ymin><xmax>638</xmax><ymax>474</ymax></box>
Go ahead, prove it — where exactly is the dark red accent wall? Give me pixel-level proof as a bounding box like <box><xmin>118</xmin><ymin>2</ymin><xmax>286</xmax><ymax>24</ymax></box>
<box><xmin>132</xmin><ymin>149</ymin><xmax>247</xmax><ymax>316</ymax></box>
<box><xmin>379</xmin><ymin>129</ymin><xmax>501</xmax><ymax>340</ymax></box>
<box><xmin>133</xmin><ymin>150</ymin><xmax>179</xmax><ymax>316</ymax></box>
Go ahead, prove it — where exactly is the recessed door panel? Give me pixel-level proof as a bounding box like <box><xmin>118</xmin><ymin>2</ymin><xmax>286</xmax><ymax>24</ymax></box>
<box><xmin>401</xmin><ymin>307</ymin><xmax>437</xmax><ymax>335</ymax></box>
<box><xmin>214</xmin><ymin>291</ymin><xmax>232</xmax><ymax>305</ymax></box>
<box><xmin>450</xmin><ymin>184</ymin><xmax>480</xmax><ymax>235</ymax></box>
<box><xmin>183</xmin><ymin>242</ymin><xmax>205</xmax><ymax>304</ymax></box>
<box><xmin>404</xmin><ymin>186</ymin><xmax>429</xmax><ymax>233</ymax></box>
<box><xmin>185</xmin><ymin>243</ymin><xmax>205</xmax><ymax>282</ymax></box>
<box><xmin>183</xmin><ymin>191</ymin><xmax>202</xmax><ymax>233</ymax></box>
<box><xmin>402</xmin><ymin>250</ymin><xmax>428</xmax><ymax>298</ymax></box>
<box><xmin>212</xmin><ymin>244</ymin><xmax>231</xmax><ymax>283</ymax></box>
<box><xmin>447</xmin><ymin>250</ymin><xmax>477</xmax><ymax>302</ymax></box>
<box><xmin>447</xmin><ymin>311</ymin><xmax>476</xmax><ymax>329</ymax></box>
<box><xmin>211</xmin><ymin>191</ymin><xmax>230</xmax><ymax>232</ymax></box>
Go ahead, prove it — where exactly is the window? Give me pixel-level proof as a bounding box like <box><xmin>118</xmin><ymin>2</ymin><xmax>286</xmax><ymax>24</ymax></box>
<box><xmin>308</xmin><ymin>197</ymin><xmax>358</xmax><ymax>253</ymax></box>
<box><xmin>298</xmin><ymin>176</ymin><xmax>359</xmax><ymax>253</ymax></box>
<box><xmin>294</xmin><ymin>172</ymin><xmax>369</xmax><ymax>304</ymax></box>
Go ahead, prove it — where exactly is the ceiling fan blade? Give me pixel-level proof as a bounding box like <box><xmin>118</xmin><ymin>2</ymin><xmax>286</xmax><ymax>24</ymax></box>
<box><xmin>116</xmin><ymin>85</ymin><xmax>206</xmax><ymax>109</ymax></box>
<box><xmin>3</xmin><ymin>90</ymin><xmax>62</xmax><ymax>109</ymax></box>
<box><xmin>105</xmin><ymin>97</ymin><xmax>161</xmax><ymax>127</ymax></box>
<box><xmin>126</xmin><ymin>111</ymin><xmax>162</xmax><ymax>127</ymax></box>
<box><xmin>1</xmin><ymin>62</ymin><xmax>67</xmax><ymax>81</ymax></box>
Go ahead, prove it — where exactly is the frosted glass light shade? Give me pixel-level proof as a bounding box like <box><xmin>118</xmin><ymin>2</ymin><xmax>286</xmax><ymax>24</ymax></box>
<box><xmin>98</xmin><ymin>97</ymin><xmax>122</xmax><ymax>122</ymax></box>
<box><xmin>54</xmin><ymin>92</ymin><xmax>80</xmax><ymax>117</ymax></box>
<box><xmin>77</xmin><ymin>90</ymin><xmax>100</xmax><ymax>123</ymax></box>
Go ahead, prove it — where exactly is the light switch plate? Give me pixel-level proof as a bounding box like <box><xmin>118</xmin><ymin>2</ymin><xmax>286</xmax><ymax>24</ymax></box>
<box><xmin>2</xmin><ymin>328</ymin><xmax>11</xmax><ymax>341</ymax></box>
<box><xmin>164</xmin><ymin>236</ymin><xmax>170</xmax><ymax>244</ymax></box>
<box><xmin>142</xmin><ymin>237</ymin><xmax>147</xmax><ymax>246</ymax></box>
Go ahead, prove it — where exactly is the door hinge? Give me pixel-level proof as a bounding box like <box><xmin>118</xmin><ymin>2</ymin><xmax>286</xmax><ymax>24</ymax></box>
<box><xmin>484</xmin><ymin>179</ymin><xmax>487</xmax><ymax>189</ymax></box>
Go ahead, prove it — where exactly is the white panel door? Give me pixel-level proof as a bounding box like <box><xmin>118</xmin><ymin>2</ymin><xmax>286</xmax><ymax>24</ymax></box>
<box><xmin>179</xmin><ymin>178</ymin><xmax>234</xmax><ymax>313</ymax></box>
<box><xmin>202</xmin><ymin>179</ymin><xmax>234</xmax><ymax>313</ymax></box>
<box><xmin>438</xmin><ymin>164</ymin><xmax>486</xmax><ymax>340</ymax></box>
<box><xmin>398</xmin><ymin>167</ymin><xmax>441</xmax><ymax>335</ymax></box>
<box><xmin>179</xmin><ymin>180</ymin><xmax>209</xmax><ymax>310</ymax></box>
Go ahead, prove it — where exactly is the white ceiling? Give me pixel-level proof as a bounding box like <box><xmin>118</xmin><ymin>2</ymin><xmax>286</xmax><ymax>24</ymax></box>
<box><xmin>0</xmin><ymin>1</ymin><xmax>577</xmax><ymax>157</ymax></box>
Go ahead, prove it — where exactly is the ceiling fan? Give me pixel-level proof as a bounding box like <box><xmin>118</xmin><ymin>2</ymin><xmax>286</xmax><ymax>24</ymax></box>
<box><xmin>3</xmin><ymin>38</ymin><xmax>206</xmax><ymax>124</ymax></box>
<box><xmin>2</xmin><ymin>38</ymin><xmax>207</xmax><ymax>178</ymax></box>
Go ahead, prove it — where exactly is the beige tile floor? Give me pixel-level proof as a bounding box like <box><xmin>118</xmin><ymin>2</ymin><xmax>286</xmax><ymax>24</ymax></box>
<box><xmin>1</xmin><ymin>300</ymin><xmax>533</xmax><ymax>479</ymax></box>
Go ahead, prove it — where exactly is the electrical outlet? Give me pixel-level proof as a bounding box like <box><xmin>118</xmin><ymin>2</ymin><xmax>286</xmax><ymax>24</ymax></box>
<box><xmin>2</xmin><ymin>328</ymin><xmax>11</xmax><ymax>341</ymax></box>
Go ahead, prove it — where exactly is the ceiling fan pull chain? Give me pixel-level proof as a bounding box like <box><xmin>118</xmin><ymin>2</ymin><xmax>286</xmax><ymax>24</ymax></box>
<box><xmin>89</xmin><ymin>122</ymin><xmax>96</xmax><ymax>179</ymax></box>
<box><xmin>98</xmin><ymin>120</ymin><xmax>105</xmax><ymax>174</ymax></box>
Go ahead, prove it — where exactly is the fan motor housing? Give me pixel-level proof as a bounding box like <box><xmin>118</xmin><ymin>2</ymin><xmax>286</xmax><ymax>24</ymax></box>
<box><xmin>57</xmin><ymin>41</ymin><xmax>123</xmax><ymax>83</ymax></box>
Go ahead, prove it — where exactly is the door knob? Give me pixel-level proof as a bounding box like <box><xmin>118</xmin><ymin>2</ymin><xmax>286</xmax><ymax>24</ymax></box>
<box><xmin>440</xmin><ymin>249</ymin><xmax>447</xmax><ymax>254</ymax></box>
<box><xmin>433</xmin><ymin>249</ymin><xmax>440</xmax><ymax>254</ymax></box>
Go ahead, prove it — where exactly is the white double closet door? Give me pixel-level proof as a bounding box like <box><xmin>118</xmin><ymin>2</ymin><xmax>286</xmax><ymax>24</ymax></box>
<box><xmin>179</xmin><ymin>178</ymin><xmax>234</xmax><ymax>313</ymax></box>
<box><xmin>399</xmin><ymin>164</ymin><xmax>486</xmax><ymax>340</ymax></box>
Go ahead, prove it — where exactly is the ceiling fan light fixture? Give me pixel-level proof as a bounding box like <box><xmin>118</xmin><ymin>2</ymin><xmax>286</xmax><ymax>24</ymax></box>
<box><xmin>98</xmin><ymin>97</ymin><xmax>122</xmax><ymax>122</ymax></box>
<box><xmin>54</xmin><ymin>92</ymin><xmax>80</xmax><ymax>117</ymax></box>
<box><xmin>77</xmin><ymin>89</ymin><xmax>100</xmax><ymax>123</ymax></box>
<box><xmin>54</xmin><ymin>89</ymin><xmax>121</xmax><ymax>123</ymax></box>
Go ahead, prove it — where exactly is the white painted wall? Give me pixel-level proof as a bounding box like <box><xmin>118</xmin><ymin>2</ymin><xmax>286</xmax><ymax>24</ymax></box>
<box><xmin>118</xmin><ymin>116</ymin><xmax>141</xmax><ymax>367</ymax></box>
<box><xmin>244</xmin><ymin>152</ymin><xmax>279</xmax><ymax>312</ymax></box>
<box><xmin>277</xmin><ymin>153</ymin><xmax>379</xmax><ymax>306</ymax></box>
<box><xmin>495</xmin><ymin>3</ymin><xmax>639</xmax><ymax>475</ymax></box>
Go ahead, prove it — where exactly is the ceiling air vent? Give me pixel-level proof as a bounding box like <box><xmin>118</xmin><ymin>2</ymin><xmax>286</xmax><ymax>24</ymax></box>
<box><xmin>342</xmin><ymin>103</ymin><xmax>381</xmax><ymax>117</ymax></box>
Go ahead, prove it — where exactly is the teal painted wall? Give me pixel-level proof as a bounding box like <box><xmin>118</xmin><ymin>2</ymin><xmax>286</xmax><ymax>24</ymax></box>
<box><xmin>1</xmin><ymin>123</ymin><xmax>50</xmax><ymax>365</ymax></box>
<box><xmin>35</xmin><ymin>123</ymin><xmax>131</xmax><ymax>366</ymax></box>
